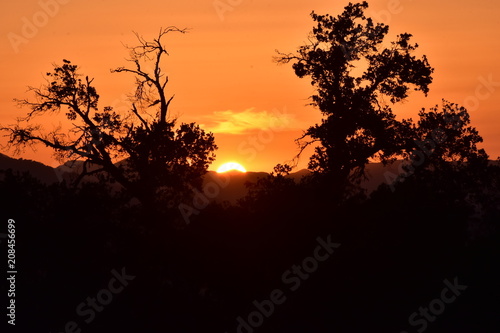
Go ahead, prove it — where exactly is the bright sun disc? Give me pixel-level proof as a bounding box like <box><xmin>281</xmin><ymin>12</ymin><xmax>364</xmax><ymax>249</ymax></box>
<box><xmin>217</xmin><ymin>162</ymin><xmax>247</xmax><ymax>173</ymax></box>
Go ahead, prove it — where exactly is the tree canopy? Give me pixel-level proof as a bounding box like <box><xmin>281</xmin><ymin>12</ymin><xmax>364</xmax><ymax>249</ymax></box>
<box><xmin>2</xmin><ymin>27</ymin><xmax>217</xmax><ymax>220</ymax></box>
<box><xmin>276</xmin><ymin>1</ymin><xmax>433</xmax><ymax>195</ymax></box>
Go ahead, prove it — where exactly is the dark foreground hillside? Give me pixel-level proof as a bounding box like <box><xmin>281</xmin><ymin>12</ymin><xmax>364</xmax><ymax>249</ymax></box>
<box><xmin>0</xmin><ymin>159</ymin><xmax>499</xmax><ymax>333</ymax></box>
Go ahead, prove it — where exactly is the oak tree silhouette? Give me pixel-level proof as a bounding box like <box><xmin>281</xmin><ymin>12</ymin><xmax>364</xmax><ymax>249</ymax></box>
<box><xmin>2</xmin><ymin>27</ymin><xmax>217</xmax><ymax>223</ymax></box>
<box><xmin>276</xmin><ymin>1</ymin><xmax>433</xmax><ymax>198</ymax></box>
<box><xmin>409</xmin><ymin>100</ymin><xmax>488</xmax><ymax>173</ymax></box>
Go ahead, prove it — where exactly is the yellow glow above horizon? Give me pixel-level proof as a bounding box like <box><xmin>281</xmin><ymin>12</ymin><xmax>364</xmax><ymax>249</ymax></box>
<box><xmin>216</xmin><ymin>162</ymin><xmax>247</xmax><ymax>173</ymax></box>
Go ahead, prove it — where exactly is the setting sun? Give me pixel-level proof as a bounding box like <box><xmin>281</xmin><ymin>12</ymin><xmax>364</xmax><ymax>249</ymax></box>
<box><xmin>216</xmin><ymin>162</ymin><xmax>247</xmax><ymax>173</ymax></box>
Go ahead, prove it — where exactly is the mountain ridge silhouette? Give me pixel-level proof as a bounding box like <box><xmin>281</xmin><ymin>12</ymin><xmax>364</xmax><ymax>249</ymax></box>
<box><xmin>0</xmin><ymin>152</ymin><xmax>402</xmax><ymax>201</ymax></box>
<box><xmin>4</xmin><ymin>153</ymin><xmax>496</xmax><ymax>203</ymax></box>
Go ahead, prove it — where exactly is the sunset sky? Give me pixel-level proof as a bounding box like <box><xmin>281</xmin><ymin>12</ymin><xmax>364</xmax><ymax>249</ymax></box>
<box><xmin>1</xmin><ymin>0</ymin><xmax>499</xmax><ymax>172</ymax></box>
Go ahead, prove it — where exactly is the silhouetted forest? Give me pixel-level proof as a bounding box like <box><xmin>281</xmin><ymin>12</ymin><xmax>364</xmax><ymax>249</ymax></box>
<box><xmin>1</xmin><ymin>2</ymin><xmax>499</xmax><ymax>333</ymax></box>
<box><xmin>1</xmin><ymin>150</ymin><xmax>499</xmax><ymax>333</ymax></box>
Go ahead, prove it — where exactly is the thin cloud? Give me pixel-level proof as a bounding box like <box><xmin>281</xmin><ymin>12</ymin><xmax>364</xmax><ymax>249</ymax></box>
<box><xmin>200</xmin><ymin>107</ymin><xmax>297</xmax><ymax>134</ymax></box>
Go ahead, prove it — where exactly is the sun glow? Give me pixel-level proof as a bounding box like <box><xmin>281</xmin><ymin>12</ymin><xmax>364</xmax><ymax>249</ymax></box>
<box><xmin>216</xmin><ymin>162</ymin><xmax>247</xmax><ymax>173</ymax></box>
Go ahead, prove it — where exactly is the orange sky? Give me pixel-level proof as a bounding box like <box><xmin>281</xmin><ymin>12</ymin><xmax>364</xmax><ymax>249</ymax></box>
<box><xmin>1</xmin><ymin>0</ymin><xmax>499</xmax><ymax>172</ymax></box>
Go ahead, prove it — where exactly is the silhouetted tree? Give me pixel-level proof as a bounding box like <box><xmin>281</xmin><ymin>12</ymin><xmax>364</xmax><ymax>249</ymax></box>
<box><xmin>276</xmin><ymin>1</ymin><xmax>433</xmax><ymax>197</ymax></box>
<box><xmin>390</xmin><ymin>100</ymin><xmax>491</xmax><ymax>220</ymax></box>
<box><xmin>240</xmin><ymin>163</ymin><xmax>298</xmax><ymax>210</ymax></box>
<box><xmin>2</xmin><ymin>27</ymin><xmax>217</xmax><ymax>220</ymax></box>
<box><xmin>407</xmin><ymin>100</ymin><xmax>488</xmax><ymax>173</ymax></box>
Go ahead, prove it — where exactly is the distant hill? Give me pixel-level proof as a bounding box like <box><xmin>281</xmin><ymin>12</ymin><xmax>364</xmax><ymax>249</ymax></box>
<box><xmin>203</xmin><ymin>162</ymin><xmax>406</xmax><ymax>203</ymax></box>
<box><xmin>2</xmin><ymin>152</ymin><xmax>496</xmax><ymax>203</ymax></box>
<box><xmin>0</xmin><ymin>153</ymin><xmax>58</xmax><ymax>183</ymax></box>
<box><xmin>202</xmin><ymin>170</ymin><xmax>268</xmax><ymax>204</ymax></box>
<box><xmin>0</xmin><ymin>153</ymin><xmax>417</xmax><ymax>202</ymax></box>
